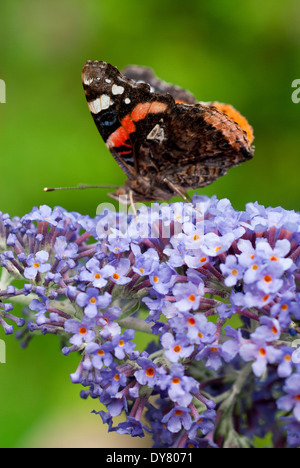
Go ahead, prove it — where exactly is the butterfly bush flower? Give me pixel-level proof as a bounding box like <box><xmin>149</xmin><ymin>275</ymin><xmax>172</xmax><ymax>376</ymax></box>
<box><xmin>24</xmin><ymin>251</ymin><xmax>51</xmax><ymax>280</ymax></box>
<box><xmin>0</xmin><ymin>195</ymin><xmax>300</xmax><ymax>448</ymax></box>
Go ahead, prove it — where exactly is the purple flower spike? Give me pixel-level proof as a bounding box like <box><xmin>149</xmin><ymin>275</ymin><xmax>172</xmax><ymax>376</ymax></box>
<box><xmin>1</xmin><ymin>194</ymin><xmax>300</xmax><ymax>448</ymax></box>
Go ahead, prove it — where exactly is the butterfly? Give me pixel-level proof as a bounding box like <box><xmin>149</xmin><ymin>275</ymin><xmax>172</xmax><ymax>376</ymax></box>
<box><xmin>81</xmin><ymin>60</ymin><xmax>254</xmax><ymax>203</ymax></box>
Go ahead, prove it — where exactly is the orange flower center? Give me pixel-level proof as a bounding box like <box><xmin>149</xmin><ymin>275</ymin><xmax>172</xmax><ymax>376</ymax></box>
<box><xmin>112</xmin><ymin>273</ymin><xmax>120</xmax><ymax>280</ymax></box>
<box><xmin>200</xmin><ymin>257</ymin><xmax>207</xmax><ymax>263</ymax></box>
<box><xmin>231</xmin><ymin>269</ymin><xmax>238</xmax><ymax>276</ymax></box>
<box><xmin>172</xmin><ymin>377</ymin><xmax>180</xmax><ymax>384</ymax></box>
<box><xmin>119</xmin><ymin>339</ymin><xmax>125</xmax><ymax>347</ymax></box>
<box><xmin>33</xmin><ymin>262</ymin><xmax>40</xmax><ymax>269</ymax></box>
<box><xmin>94</xmin><ymin>273</ymin><xmax>101</xmax><ymax>279</ymax></box>
<box><xmin>173</xmin><ymin>345</ymin><xmax>181</xmax><ymax>353</ymax></box>
<box><xmin>270</xmin><ymin>256</ymin><xmax>278</xmax><ymax>261</ymax></box>
<box><xmin>264</xmin><ymin>275</ymin><xmax>272</xmax><ymax>283</ymax></box>
<box><xmin>97</xmin><ymin>349</ymin><xmax>105</xmax><ymax>356</ymax></box>
<box><xmin>153</xmin><ymin>276</ymin><xmax>159</xmax><ymax>283</ymax></box>
<box><xmin>90</xmin><ymin>297</ymin><xmax>97</xmax><ymax>304</ymax></box>
<box><xmin>146</xmin><ymin>367</ymin><xmax>155</xmax><ymax>377</ymax></box>
<box><xmin>259</xmin><ymin>347</ymin><xmax>266</xmax><ymax>357</ymax></box>
<box><xmin>188</xmin><ymin>317</ymin><xmax>196</xmax><ymax>326</ymax></box>
<box><xmin>79</xmin><ymin>327</ymin><xmax>87</xmax><ymax>335</ymax></box>
<box><xmin>189</xmin><ymin>294</ymin><xmax>196</xmax><ymax>302</ymax></box>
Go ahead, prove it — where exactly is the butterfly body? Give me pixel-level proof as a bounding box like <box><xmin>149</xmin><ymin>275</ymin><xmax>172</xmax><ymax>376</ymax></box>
<box><xmin>82</xmin><ymin>61</ymin><xmax>254</xmax><ymax>202</ymax></box>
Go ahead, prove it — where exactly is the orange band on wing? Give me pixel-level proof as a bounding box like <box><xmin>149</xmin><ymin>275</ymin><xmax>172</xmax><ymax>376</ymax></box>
<box><xmin>121</xmin><ymin>114</ymin><xmax>136</xmax><ymax>134</ymax></box>
<box><xmin>107</xmin><ymin>101</ymin><xmax>168</xmax><ymax>149</ymax></box>
<box><xmin>107</xmin><ymin>115</ymin><xmax>136</xmax><ymax>148</ymax></box>
<box><xmin>107</xmin><ymin>126</ymin><xmax>130</xmax><ymax>148</ymax></box>
<box><xmin>130</xmin><ymin>101</ymin><xmax>168</xmax><ymax>122</ymax></box>
<box><xmin>130</xmin><ymin>103</ymin><xmax>151</xmax><ymax>122</ymax></box>
<box><xmin>148</xmin><ymin>101</ymin><xmax>168</xmax><ymax>114</ymax></box>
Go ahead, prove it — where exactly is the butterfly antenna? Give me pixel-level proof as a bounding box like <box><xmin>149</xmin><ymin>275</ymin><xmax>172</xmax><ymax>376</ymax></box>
<box><xmin>44</xmin><ymin>184</ymin><xmax>119</xmax><ymax>192</ymax></box>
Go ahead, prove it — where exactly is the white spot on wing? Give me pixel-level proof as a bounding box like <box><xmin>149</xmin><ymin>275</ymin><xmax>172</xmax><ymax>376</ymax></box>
<box><xmin>112</xmin><ymin>84</ymin><xmax>124</xmax><ymax>95</ymax></box>
<box><xmin>88</xmin><ymin>98</ymin><xmax>101</xmax><ymax>114</ymax></box>
<box><xmin>88</xmin><ymin>94</ymin><xmax>112</xmax><ymax>114</ymax></box>
<box><xmin>105</xmin><ymin>79</ymin><xmax>111</xmax><ymax>83</ymax></box>
<box><xmin>147</xmin><ymin>124</ymin><xmax>165</xmax><ymax>142</ymax></box>
<box><xmin>83</xmin><ymin>75</ymin><xmax>94</xmax><ymax>86</ymax></box>
<box><xmin>125</xmin><ymin>98</ymin><xmax>131</xmax><ymax>104</ymax></box>
<box><xmin>100</xmin><ymin>94</ymin><xmax>111</xmax><ymax>110</ymax></box>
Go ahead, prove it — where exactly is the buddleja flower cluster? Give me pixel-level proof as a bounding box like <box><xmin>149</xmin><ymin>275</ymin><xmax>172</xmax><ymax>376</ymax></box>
<box><xmin>0</xmin><ymin>195</ymin><xmax>300</xmax><ymax>448</ymax></box>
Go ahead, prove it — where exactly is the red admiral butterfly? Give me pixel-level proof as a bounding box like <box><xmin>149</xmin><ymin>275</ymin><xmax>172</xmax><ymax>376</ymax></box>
<box><xmin>82</xmin><ymin>61</ymin><xmax>254</xmax><ymax>202</ymax></box>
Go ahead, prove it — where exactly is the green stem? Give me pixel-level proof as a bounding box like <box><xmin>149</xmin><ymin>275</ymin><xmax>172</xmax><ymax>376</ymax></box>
<box><xmin>118</xmin><ymin>317</ymin><xmax>153</xmax><ymax>334</ymax></box>
<box><xmin>220</xmin><ymin>362</ymin><xmax>252</xmax><ymax>412</ymax></box>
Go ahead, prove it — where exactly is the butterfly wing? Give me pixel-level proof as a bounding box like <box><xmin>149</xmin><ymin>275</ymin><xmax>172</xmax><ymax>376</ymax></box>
<box><xmin>82</xmin><ymin>61</ymin><xmax>254</xmax><ymax>201</ymax></box>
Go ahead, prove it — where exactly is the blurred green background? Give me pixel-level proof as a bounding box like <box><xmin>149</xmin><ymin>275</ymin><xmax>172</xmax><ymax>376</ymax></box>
<box><xmin>0</xmin><ymin>0</ymin><xmax>299</xmax><ymax>448</ymax></box>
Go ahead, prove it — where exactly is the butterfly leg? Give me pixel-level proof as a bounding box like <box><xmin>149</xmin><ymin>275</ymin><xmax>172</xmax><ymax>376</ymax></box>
<box><xmin>129</xmin><ymin>189</ymin><xmax>138</xmax><ymax>218</ymax></box>
<box><xmin>163</xmin><ymin>177</ymin><xmax>204</xmax><ymax>216</ymax></box>
<box><xmin>162</xmin><ymin>178</ymin><xmax>191</xmax><ymax>203</ymax></box>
